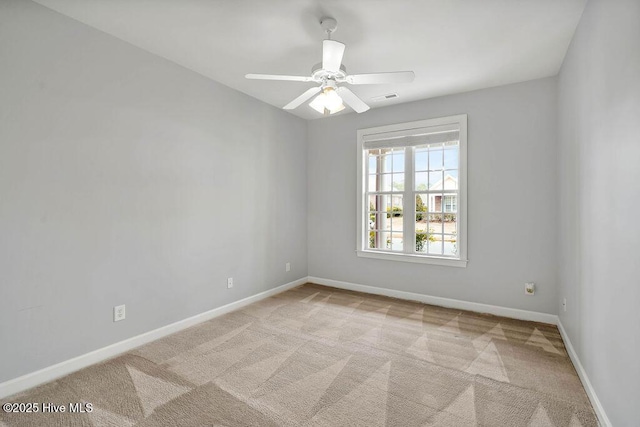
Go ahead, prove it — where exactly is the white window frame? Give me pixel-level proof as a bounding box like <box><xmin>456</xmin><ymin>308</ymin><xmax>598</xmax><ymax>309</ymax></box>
<box><xmin>356</xmin><ymin>114</ymin><xmax>468</xmax><ymax>267</ymax></box>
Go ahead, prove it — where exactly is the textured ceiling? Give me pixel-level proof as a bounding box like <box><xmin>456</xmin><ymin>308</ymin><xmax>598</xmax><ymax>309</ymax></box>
<box><xmin>33</xmin><ymin>0</ymin><xmax>586</xmax><ymax>120</ymax></box>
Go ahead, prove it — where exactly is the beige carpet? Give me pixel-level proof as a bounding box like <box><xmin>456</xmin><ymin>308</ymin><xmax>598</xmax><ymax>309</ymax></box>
<box><xmin>1</xmin><ymin>283</ymin><xmax>597</xmax><ymax>426</ymax></box>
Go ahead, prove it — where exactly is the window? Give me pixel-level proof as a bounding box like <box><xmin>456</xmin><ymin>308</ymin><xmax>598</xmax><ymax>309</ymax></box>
<box><xmin>443</xmin><ymin>195</ymin><xmax>457</xmax><ymax>213</ymax></box>
<box><xmin>357</xmin><ymin>115</ymin><xmax>467</xmax><ymax>267</ymax></box>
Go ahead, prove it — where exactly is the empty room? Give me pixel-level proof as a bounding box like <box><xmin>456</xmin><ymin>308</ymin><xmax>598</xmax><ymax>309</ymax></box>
<box><xmin>1</xmin><ymin>0</ymin><xmax>638</xmax><ymax>426</ymax></box>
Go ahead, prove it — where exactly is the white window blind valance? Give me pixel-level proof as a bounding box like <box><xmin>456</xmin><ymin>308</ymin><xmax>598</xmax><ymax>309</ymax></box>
<box><xmin>362</xmin><ymin>124</ymin><xmax>460</xmax><ymax>149</ymax></box>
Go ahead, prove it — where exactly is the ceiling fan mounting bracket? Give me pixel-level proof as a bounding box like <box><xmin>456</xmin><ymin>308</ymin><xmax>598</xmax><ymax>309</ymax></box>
<box><xmin>320</xmin><ymin>17</ymin><xmax>338</xmax><ymax>38</ymax></box>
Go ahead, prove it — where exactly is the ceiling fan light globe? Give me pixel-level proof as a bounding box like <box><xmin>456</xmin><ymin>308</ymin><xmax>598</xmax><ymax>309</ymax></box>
<box><xmin>329</xmin><ymin>103</ymin><xmax>345</xmax><ymax>114</ymax></box>
<box><xmin>309</xmin><ymin>88</ymin><xmax>345</xmax><ymax>115</ymax></box>
<box><xmin>309</xmin><ymin>93</ymin><xmax>327</xmax><ymax>114</ymax></box>
<box><xmin>324</xmin><ymin>89</ymin><xmax>343</xmax><ymax>110</ymax></box>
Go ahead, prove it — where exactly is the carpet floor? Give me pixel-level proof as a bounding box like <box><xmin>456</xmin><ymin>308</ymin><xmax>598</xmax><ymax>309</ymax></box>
<box><xmin>1</xmin><ymin>283</ymin><xmax>597</xmax><ymax>426</ymax></box>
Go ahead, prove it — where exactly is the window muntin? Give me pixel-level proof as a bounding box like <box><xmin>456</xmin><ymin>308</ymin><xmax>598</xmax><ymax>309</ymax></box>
<box><xmin>357</xmin><ymin>115</ymin><xmax>467</xmax><ymax>267</ymax></box>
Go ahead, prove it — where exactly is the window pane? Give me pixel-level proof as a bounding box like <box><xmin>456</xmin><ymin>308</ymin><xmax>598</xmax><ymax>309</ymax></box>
<box><xmin>368</xmin><ymin>195</ymin><xmax>378</xmax><ymax>212</ymax></box>
<box><xmin>373</xmin><ymin>194</ymin><xmax>390</xmax><ymax>213</ymax></box>
<box><xmin>368</xmin><ymin>154</ymin><xmax>378</xmax><ymax>175</ymax></box>
<box><xmin>428</xmin><ymin>195</ymin><xmax>443</xmax><ymax>213</ymax></box>
<box><xmin>416</xmin><ymin>211</ymin><xmax>437</xmax><ymax>254</ymax></box>
<box><xmin>415</xmin><ymin>233</ymin><xmax>429</xmax><ymax>253</ymax></box>
<box><xmin>381</xmin><ymin>173</ymin><xmax>392</xmax><ymax>192</ymax></box>
<box><xmin>428</xmin><ymin>238</ymin><xmax>443</xmax><ymax>255</ymax></box>
<box><xmin>391</xmin><ymin>195</ymin><xmax>403</xmax><ymax>211</ymax></box>
<box><xmin>429</xmin><ymin>145</ymin><xmax>443</xmax><ymax>170</ymax></box>
<box><xmin>389</xmin><ymin>232</ymin><xmax>403</xmax><ymax>251</ymax></box>
<box><xmin>443</xmin><ymin>234</ymin><xmax>458</xmax><ymax>256</ymax></box>
<box><xmin>368</xmin><ymin>174</ymin><xmax>377</xmax><ymax>192</ymax></box>
<box><xmin>392</xmin><ymin>173</ymin><xmax>404</xmax><ymax>191</ymax></box>
<box><xmin>415</xmin><ymin>194</ymin><xmax>428</xmax><ymax>221</ymax></box>
<box><xmin>417</xmin><ymin>219</ymin><xmax>440</xmax><ymax>253</ymax></box>
<box><xmin>368</xmin><ymin>231</ymin><xmax>377</xmax><ymax>249</ymax></box>
<box><xmin>391</xmin><ymin>215</ymin><xmax>403</xmax><ymax>238</ymax></box>
<box><xmin>442</xmin><ymin>173</ymin><xmax>458</xmax><ymax>191</ymax></box>
<box><xmin>415</xmin><ymin>172</ymin><xmax>428</xmax><ymax>191</ymax></box>
<box><xmin>428</xmin><ymin>213</ymin><xmax>444</xmax><ymax>234</ymax></box>
<box><xmin>444</xmin><ymin>213</ymin><xmax>457</xmax><ymax>235</ymax></box>
<box><xmin>369</xmin><ymin>231</ymin><xmax>381</xmax><ymax>249</ymax></box>
<box><xmin>429</xmin><ymin>171</ymin><xmax>444</xmax><ymax>190</ymax></box>
<box><xmin>377</xmin><ymin>212</ymin><xmax>391</xmax><ymax>231</ymax></box>
<box><xmin>416</xmin><ymin>193</ymin><xmax>434</xmax><ymax>214</ymax></box>
<box><xmin>443</xmin><ymin>143</ymin><xmax>459</xmax><ymax>170</ymax></box>
<box><xmin>386</xmin><ymin>194</ymin><xmax>396</xmax><ymax>211</ymax></box>
<box><xmin>384</xmin><ymin>152</ymin><xmax>392</xmax><ymax>171</ymax></box>
<box><xmin>392</xmin><ymin>151</ymin><xmax>405</xmax><ymax>173</ymax></box>
<box><xmin>367</xmin><ymin>211</ymin><xmax>375</xmax><ymax>230</ymax></box>
<box><xmin>415</xmin><ymin>148</ymin><xmax>428</xmax><ymax>172</ymax></box>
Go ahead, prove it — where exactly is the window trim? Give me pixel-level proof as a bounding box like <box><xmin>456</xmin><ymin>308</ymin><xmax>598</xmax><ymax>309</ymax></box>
<box><xmin>356</xmin><ymin>114</ymin><xmax>468</xmax><ymax>268</ymax></box>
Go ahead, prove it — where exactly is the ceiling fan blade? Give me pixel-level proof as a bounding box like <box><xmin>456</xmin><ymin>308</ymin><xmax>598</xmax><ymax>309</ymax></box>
<box><xmin>336</xmin><ymin>86</ymin><xmax>370</xmax><ymax>113</ymax></box>
<box><xmin>346</xmin><ymin>71</ymin><xmax>415</xmax><ymax>85</ymax></box>
<box><xmin>322</xmin><ymin>40</ymin><xmax>345</xmax><ymax>72</ymax></box>
<box><xmin>246</xmin><ymin>74</ymin><xmax>314</xmax><ymax>82</ymax></box>
<box><xmin>283</xmin><ymin>86</ymin><xmax>322</xmax><ymax>110</ymax></box>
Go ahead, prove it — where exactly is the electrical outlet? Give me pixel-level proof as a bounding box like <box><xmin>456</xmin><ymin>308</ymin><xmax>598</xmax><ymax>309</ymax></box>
<box><xmin>227</xmin><ymin>277</ymin><xmax>234</xmax><ymax>289</ymax></box>
<box><xmin>114</xmin><ymin>304</ymin><xmax>126</xmax><ymax>322</ymax></box>
<box><xmin>285</xmin><ymin>262</ymin><xmax>291</xmax><ymax>272</ymax></box>
<box><xmin>563</xmin><ymin>298</ymin><xmax>567</xmax><ymax>312</ymax></box>
<box><xmin>525</xmin><ymin>283</ymin><xmax>535</xmax><ymax>296</ymax></box>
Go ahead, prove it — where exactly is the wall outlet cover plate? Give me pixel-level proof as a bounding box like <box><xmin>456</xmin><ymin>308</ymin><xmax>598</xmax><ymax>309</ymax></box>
<box><xmin>525</xmin><ymin>283</ymin><xmax>535</xmax><ymax>295</ymax></box>
<box><xmin>114</xmin><ymin>304</ymin><xmax>126</xmax><ymax>322</ymax></box>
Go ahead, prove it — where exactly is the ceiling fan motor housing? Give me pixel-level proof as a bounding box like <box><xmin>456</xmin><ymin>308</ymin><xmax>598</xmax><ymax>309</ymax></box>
<box><xmin>311</xmin><ymin>63</ymin><xmax>347</xmax><ymax>83</ymax></box>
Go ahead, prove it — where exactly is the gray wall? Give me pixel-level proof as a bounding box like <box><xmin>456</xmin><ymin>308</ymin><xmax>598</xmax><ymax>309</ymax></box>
<box><xmin>308</xmin><ymin>77</ymin><xmax>559</xmax><ymax>314</ymax></box>
<box><xmin>3</xmin><ymin>3</ymin><xmax>638</xmax><ymax>422</ymax></box>
<box><xmin>0</xmin><ymin>0</ymin><xmax>307</xmax><ymax>383</ymax></box>
<box><xmin>557</xmin><ymin>0</ymin><xmax>640</xmax><ymax>424</ymax></box>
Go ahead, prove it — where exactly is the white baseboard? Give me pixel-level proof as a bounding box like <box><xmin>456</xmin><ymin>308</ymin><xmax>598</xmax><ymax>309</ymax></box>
<box><xmin>557</xmin><ymin>320</ymin><xmax>611</xmax><ymax>427</ymax></box>
<box><xmin>307</xmin><ymin>276</ymin><xmax>558</xmax><ymax>325</ymax></box>
<box><xmin>0</xmin><ymin>277</ymin><xmax>307</xmax><ymax>400</ymax></box>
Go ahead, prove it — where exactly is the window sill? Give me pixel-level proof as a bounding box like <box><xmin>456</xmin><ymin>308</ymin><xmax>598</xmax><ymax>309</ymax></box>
<box><xmin>357</xmin><ymin>250</ymin><xmax>468</xmax><ymax>268</ymax></box>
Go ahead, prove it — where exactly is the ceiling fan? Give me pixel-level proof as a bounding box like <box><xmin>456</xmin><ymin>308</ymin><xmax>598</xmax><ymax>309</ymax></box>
<box><xmin>245</xmin><ymin>18</ymin><xmax>415</xmax><ymax>115</ymax></box>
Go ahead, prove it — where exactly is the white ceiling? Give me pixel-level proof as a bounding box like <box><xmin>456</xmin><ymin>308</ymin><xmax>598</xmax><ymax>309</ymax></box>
<box><xmin>33</xmin><ymin>0</ymin><xmax>586</xmax><ymax>120</ymax></box>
